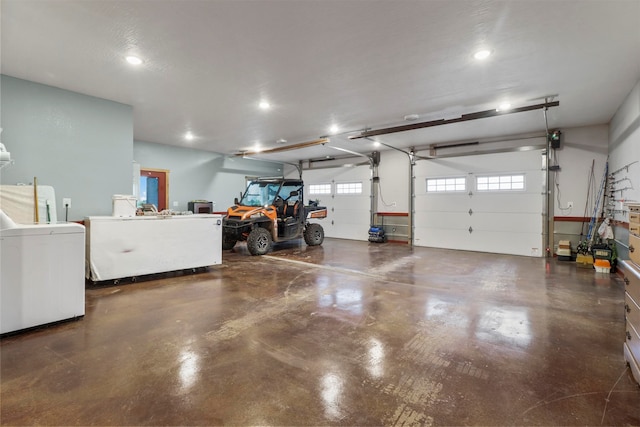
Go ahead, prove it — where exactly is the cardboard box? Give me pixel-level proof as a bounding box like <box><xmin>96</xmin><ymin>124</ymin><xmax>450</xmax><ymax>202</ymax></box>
<box><xmin>630</xmin><ymin>234</ymin><xmax>640</xmax><ymax>266</ymax></box>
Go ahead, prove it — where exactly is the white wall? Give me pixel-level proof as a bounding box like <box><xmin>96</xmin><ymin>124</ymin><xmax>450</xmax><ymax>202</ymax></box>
<box><xmin>552</xmin><ymin>125</ymin><xmax>609</xmax><ymax>217</ymax></box>
<box><xmin>376</xmin><ymin>150</ymin><xmax>409</xmax><ymax>213</ymax></box>
<box><xmin>608</xmin><ymin>79</ymin><xmax>640</xmax><ymax>260</ymax></box>
<box><xmin>609</xmin><ymin>79</ymin><xmax>640</xmax><ymax>213</ymax></box>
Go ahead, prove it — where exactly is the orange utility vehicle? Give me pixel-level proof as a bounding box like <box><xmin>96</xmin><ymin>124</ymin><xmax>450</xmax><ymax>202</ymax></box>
<box><xmin>222</xmin><ymin>178</ymin><xmax>327</xmax><ymax>255</ymax></box>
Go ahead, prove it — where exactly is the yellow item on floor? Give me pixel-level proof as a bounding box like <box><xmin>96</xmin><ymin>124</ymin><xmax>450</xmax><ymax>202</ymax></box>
<box><xmin>576</xmin><ymin>253</ymin><xmax>594</xmax><ymax>268</ymax></box>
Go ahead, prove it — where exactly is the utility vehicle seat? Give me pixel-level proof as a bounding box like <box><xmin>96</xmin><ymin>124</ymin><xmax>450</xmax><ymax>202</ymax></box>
<box><xmin>285</xmin><ymin>200</ymin><xmax>300</xmax><ymax>218</ymax></box>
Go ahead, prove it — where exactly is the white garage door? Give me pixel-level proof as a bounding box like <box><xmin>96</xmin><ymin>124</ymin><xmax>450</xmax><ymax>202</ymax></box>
<box><xmin>297</xmin><ymin>165</ymin><xmax>371</xmax><ymax>241</ymax></box>
<box><xmin>414</xmin><ymin>150</ymin><xmax>544</xmax><ymax>257</ymax></box>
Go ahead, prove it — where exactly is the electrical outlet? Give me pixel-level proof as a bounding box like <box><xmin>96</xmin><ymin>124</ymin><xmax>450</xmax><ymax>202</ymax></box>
<box><xmin>568</xmin><ymin>201</ymin><xmax>573</xmax><ymax>209</ymax></box>
<box><xmin>63</xmin><ymin>198</ymin><xmax>71</xmax><ymax>207</ymax></box>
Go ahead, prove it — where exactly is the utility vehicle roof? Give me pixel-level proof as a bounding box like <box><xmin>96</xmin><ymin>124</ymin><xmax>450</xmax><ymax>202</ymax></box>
<box><xmin>252</xmin><ymin>178</ymin><xmax>303</xmax><ymax>186</ymax></box>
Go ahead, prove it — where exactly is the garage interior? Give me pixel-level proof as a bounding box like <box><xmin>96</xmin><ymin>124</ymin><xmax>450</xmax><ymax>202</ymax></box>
<box><xmin>2</xmin><ymin>1</ymin><xmax>640</xmax><ymax>426</ymax></box>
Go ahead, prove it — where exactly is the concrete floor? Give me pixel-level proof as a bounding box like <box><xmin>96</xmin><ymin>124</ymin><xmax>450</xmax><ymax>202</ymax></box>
<box><xmin>1</xmin><ymin>238</ymin><xmax>639</xmax><ymax>426</ymax></box>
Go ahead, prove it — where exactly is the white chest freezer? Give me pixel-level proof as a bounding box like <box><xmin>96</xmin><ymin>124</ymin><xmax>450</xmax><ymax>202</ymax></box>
<box><xmin>1</xmin><ymin>222</ymin><xmax>86</xmax><ymax>334</ymax></box>
<box><xmin>85</xmin><ymin>214</ymin><xmax>222</xmax><ymax>282</ymax></box>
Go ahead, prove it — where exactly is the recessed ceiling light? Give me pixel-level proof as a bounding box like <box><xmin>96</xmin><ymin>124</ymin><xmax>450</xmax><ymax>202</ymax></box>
<box><xmin>404</xmin><ymin>114</ymin><xmax>420</xmax><ymax>121</ymax></box>
<box><xmin>259</xmin><ymin>100</ymin><xmax>270</xmax><ymax>110</ymax></box>
<box><xmin>126</xmin><ymin>55</ymin><xmax>143</xmax><ymax>65</ymax></box>
<box><xmin>253</xmin><ymin>143</ymin><xmax>262</xmax><ymax>152</ymax></box>
<box><xmin>276</xmin><ymin>138</ymin><xmax>287</xmax><ymax>144</ymax></box>
<box><xmin>329</xmin><ymin>124</ymin><xmax>339</xmax><ymax>134</ymax></box>
<box><xmin>496</xmin><ymin>103</ymin><xmax>512</xmax><ymax>112</ymax></box>
<box><xmin>473</xmin><ymin>50</ymin><xmax>491</xmax><ymax>60</ymax></box>
<box><xmin>184</xmin><ymin>131</ymin><xmax>195</xmax><ymax>141</ymax></box>
<box><xmin>373</xmin><ymin>141</ymin><xmax>381</xmax><ymax>147</ymax></box>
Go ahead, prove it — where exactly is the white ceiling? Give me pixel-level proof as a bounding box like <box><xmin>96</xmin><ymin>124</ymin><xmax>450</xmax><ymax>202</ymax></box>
<box><xmin>2</xmin><ymin>0</ymin><xmax>640</xmax><ymax>163</ymax></box>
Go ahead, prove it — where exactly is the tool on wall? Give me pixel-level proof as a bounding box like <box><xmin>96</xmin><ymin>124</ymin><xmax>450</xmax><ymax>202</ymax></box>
<box><xmin>580</xmin><ymin>160</ymin><xmax>596</xmax><ymax>241</ymax></box>
<box><xmin>586</xmin><ymin>161</ymin><xmax>609</xmax><ymax>245</ymax></box>
<box><xmin>33</xmin><ymin>177</ymin><xmax>39</xmax><ymax>223</ymax></box>
<box><xmin>611</xmin><ymin>160</ymin><xmax>639</xmax><ymax>175</ymax></box>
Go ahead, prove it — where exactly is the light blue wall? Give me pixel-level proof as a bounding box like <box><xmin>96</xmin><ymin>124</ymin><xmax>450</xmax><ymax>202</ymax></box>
<box><xmin>0</xmin><ymin>75</ymin><xmax>133</xmax><ymax>221</ymax></box>
<box><xmin>1</xmin><ymin>75</ymin><xmax>282</xmax><ymax>220</ymax></box>
<box><xmin>133</xmin><ymin>140</ymin><xmax>282</xmax><ymax>212</ymax></box>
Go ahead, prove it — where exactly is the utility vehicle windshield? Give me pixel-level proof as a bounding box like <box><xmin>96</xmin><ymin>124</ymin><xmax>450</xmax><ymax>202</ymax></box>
<box><xmin>240</xmin><ymin>181</ymin><xmax>303</xmax><ymax>207</ymax></box>
<box><xmin>241</xmin><ymin>182</ymin><xmax>281</xmax><ymax>207</ymax></box>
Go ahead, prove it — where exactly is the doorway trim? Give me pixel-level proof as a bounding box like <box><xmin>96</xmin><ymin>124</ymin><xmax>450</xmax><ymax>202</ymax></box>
<box><xmin>140</xmin><ymin>168</ymin><xmax>170</xmax><ymax>211</ymax></box>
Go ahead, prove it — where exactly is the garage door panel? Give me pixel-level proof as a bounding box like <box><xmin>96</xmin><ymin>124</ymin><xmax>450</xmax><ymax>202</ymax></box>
<box><xmin>470</xmin><ymin>213</ymin><xmax>542</xmax><ymax>233</ymax></box>
<box><xmin>414</xmin><ymin>150</ymin><xmax>544</xmax><ymax>257</ymax></box>
<box><xmin>469</xmin><ymin>230</ymin><xmax>542</xmax><ymax>257</ymax></box>
<box><xmin>418</xmin><ymin>194</ymin><xmax>540</xmax><ymax>213</ymax></box>
<box><xmin>331</xmin><ymin>209</ymin><xmax>369</xmax><ymax>222</ymax></box>
<box><xmin>414</xmin><ymin>227</ymin><xmax>473</xmax><ymax>251</ymax></box>
<box><xmin>415</xmin><ymin>227</ymin><xmax>541</xmax><ymax>257</ymax></box>
<box><xmin>416</xmin><ymin>194</ymin><xmax>471</xmax><ymax>211</ymax></box>
<box><xmin>471</xmin><ymin>193</ymin><xmax>541</xmax><ymax>212</ymax></box>
<box><xmin>326</xmin><ymin>213</ymin><xmax>369</xmax><ymax>240</ymax></box>
<box><xmin>418</xmin><ymin>212</ymin><xmax>541</xmax><ymax>234</ymax></box>
<box><xmin>300</xmin><ymin>165</ymin><xmax>370</xmax><ymax>242</ymax></box>
<box><xmin>417</xmin><ymin>211</ymin><xmax>473</xmax><ymax>230</ymax></box>
<box><xmin>330</xmin><ymin>196</ymin><xmax>369</xmax><ymax>210</ymax></box>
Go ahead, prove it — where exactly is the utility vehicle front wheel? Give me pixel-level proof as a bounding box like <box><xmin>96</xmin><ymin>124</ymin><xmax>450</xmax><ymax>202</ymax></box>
<box><xmin>247</xmin><ymin>227</ymin><xmax>272</xmax><ymax>255</ymax></box>
<box><xmin>304</xmin><ymin>223</ymin><xmax>324</xmax><ymax>246</ymax></box>
<box><xmin>222</xmin><ymin>235</ymin><xmax>237</xmax><ymax>250</ymax></box>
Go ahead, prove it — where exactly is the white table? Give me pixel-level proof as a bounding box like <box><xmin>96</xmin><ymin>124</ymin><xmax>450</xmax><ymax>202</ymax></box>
<box><xmin>85</xmin><ymin>215</ymin><xmax>222</xmax><ymax>282</ymax></box>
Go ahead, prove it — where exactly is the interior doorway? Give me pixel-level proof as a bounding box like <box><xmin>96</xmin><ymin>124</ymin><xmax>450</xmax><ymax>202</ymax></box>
<box><xmin>140</xmin><ymin>169</ymin><xmax>169</xmax><ymax>211</ymax></box>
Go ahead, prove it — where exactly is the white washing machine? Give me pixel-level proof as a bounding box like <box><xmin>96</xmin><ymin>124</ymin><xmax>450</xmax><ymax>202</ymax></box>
<box><xmin>1</xmin><ymin>220</ymin><xmax>85</xmax><ymax>334</ymax></box>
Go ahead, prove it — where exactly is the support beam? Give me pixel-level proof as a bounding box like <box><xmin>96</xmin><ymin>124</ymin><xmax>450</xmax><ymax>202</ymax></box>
<box><xmin>349</xmin><ymin>101</ymin><xmax>560</xmax><ymax>140</ymax></box>
<box><xmin>236</xmin><ymin>138</ymin><xmax>329</xmax><ymax>156</ymax></box>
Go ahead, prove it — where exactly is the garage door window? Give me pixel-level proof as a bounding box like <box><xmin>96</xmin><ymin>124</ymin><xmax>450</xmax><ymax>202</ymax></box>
<box><xmin>336</xmin><ymin>182</ymin><xmax>363</xmax><ymax>194</ymax></box>
<box><xmin>477</xmin><ymin>174</ymin><xmax>525</xmax><ymax>191</ymax></box>
<box><xmin>309</xmin><ymin>183</ymin><xmax>332</xmax><ymax>195</ymax></box>
<box><xmin>426</xmin><ymin>177</ymin><xmax>466</xmax><ymax>193</ymax></box>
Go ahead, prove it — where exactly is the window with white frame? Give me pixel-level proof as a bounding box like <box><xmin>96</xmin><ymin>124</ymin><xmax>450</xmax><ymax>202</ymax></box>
<box><xmin>426</xmin><ymin>177</ymin><xmax>466</xmax><ymax>193</ymax></box>
<box><xmin>336</xmin><ymin>181</ymin><xmax>363</xmax><ymax>194</ymax></box>
<box><xmin>309</xmin><ymin>183</ymin><xmax>332</xmax><ymax>195</ymax></box>
<box><xmin>476</xmin><ymin>174</ymin><xmax>525</xmax><ymax>191</ymax></box>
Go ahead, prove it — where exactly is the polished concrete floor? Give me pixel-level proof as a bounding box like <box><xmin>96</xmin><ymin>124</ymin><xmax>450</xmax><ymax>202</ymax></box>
<box><xmin>1</xmin><ymin>238</ymin><xmax>640</xmax><ymax>426</ymax></box>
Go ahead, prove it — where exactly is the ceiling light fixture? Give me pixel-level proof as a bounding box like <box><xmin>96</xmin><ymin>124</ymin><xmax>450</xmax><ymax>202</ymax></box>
<box><xmin>404</xmin><ymin>114</ymin><xmax>420</xmax><ymax>121</ymax></box>
<box><xmin>259</xmin><ymin>100</ymin><xmax>271</xmax><ymax>110</ymax></box>
<box><xmin>496</xmin><ymin>103</ymin><xmax>512</xmax><ymax>112</ymax></box>
<box><xmin>329</xmin><ymin>124</ymin><xmax>339</xmax><ymax>134</ymax></box>
<box><xmin>276</xmin><ymin>138</ymin><xmax>287</xmax><ymax>144</ymax></box>
<box><xmin>184</xmin><ymin>131</ymin><xmax>195</xmax><ymax>141</ymax></box>
<box><xmin>126</xmin><ymin>55</ymin><xmax>143</xmax><ymax>65</ymax></box>
<box><xmin>473</xmin><ymin>50</ymin><xmax>491</xmax><ymax>60</ymax></box>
